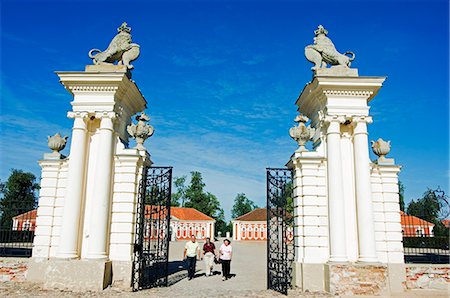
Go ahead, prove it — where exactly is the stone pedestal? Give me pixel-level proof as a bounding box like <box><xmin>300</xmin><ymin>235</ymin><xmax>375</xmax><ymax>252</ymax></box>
<box><xmin>289</xmin><ymin>70</ymin><xmax>405</xmax><ymax>295</ymax></box>
<box><xmin>28</xmin><ymin>65</ymin><xmax>149</xmax><ymax>290</ymax></box>
<box><xmin>28</xmin><ymin>258</ymin><xmax>112</xmax><ymax>291</ymax></box>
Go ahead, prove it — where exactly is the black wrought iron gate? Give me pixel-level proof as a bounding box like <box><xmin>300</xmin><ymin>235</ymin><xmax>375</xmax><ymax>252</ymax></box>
<box><xmin>132</xmin><ymin>166</ymin><xmax>172</xmax><ymax>291</ymax></box>
<box><xmin>266</xmin><ymin>168</ymin><xmax>295</xmax><ymax>295</ymax></box>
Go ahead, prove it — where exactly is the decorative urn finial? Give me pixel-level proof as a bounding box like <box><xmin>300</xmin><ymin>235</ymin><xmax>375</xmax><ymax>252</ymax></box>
<box><xmin>127</xmin><ymin>112</ymin><xmax>154</xmax><ymax>151</ymax></box>
<box><xmin>289</xmin><ymin>114</ymin><xmax>315</xmax><ymax>152</ymax></box>
<box><xmin>45</xmin><ymin>133</ymin><xmax>68</xmax><ymax>159</ymax></box>
<box><xmin>371</xmin><ymin>138</ymin><xmax>394</xmax><ymax>164</ymax></box>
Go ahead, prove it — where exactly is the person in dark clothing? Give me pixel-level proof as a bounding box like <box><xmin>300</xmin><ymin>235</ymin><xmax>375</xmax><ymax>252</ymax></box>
<box><xmin>183</xmin><ymin>235</ymin><xmax>201</xmax><ymax>280</ymax></box>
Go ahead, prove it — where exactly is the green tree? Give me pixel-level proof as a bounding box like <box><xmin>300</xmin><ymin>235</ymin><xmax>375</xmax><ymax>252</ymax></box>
<box><xmin>231</xmin><ymin>193</ymin><xmax>258</xmax><ymax>219</ymax></box>
<box><xmin>407</xmin><ymin>189</ymin><xmax>441</xmax><ymax>223</ymax></box>
<box><xmin>399</xmin><ymin>181</ymin><xmax>405</xmax><ymax>212</ymax></box>
<box><xmin>214</xmin><ymin>208</ymin><xmax>229</xmax><ymax>236</ymax></box>
<box><xmin>171</xmin><ymin>176</ymin><xmax>187</xmax><ymax>207</ymax></box>
<box><xmin>407</xmin><ymin>188</ymin><xmax>449</xmax><ymax>237</ymax></box>
<box><xmin>284</xmin><ymin>181</ymin><xmax>294</xmax><ymax>215</ymax></box>
<box><xmin>183</xmin><ymin>171</ymin><xmax>225</xmax><ymax>236</ymax></box>
<box><xmin>0</xmin><ymin>169</ymin><xmax>40</xmax><ymax>229</ymax></box>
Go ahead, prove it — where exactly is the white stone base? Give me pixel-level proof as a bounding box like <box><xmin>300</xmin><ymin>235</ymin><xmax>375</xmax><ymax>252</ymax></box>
<box><xmin>292</xmin><ymin>262</ymin><xmax>325</xmax><ymax>292</ymax></box>
<box><xmin>28</xmin><ymin>258</ymin><xmax>112</xmax><ymax>291</ymax></box>
<box><xmin>111</xmin><ymin>261</ymin><xmax>133</xmax><ymax>289</ymax></box>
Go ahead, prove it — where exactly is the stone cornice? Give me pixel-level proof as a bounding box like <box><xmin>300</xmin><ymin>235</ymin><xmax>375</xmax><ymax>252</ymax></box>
<box><xmin>370</xmin><ymin>163</ymin><xmax>401</xmax><ymax>173</ymax></box>
<box><xmin>56</xmin><ymin>71</ymin><xmax>146</xmax><ymax>114</ymax></box>
<box><xmin>295</xmin><ymin>75</ymin><xmax>386</xmax><ymax>119</ymax></box>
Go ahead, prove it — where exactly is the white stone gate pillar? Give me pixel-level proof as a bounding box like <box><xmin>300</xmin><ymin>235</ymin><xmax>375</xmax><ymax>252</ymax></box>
<box><xmin>28</xmin><ymin>23</ymin><xmax>154</xmax><ymax>291</ymax></box>
<box><xmin>289</xmin><ymin>25</ymin><xmax>404</xmax><ymax>295</ymax></box>
<box><xmin>324</xmin><ymin>115</ymin><xmax>348</xmax><ymax>262</ymax></box>
<box><xmin>352</xmin><ymin>116</ymin><xmax>378</xmax><ymax>262</ymax></box>
<box><xmin>57</xmin><ymin>113</ymin><xmax>88</xmax><ymax>258</ymax></box>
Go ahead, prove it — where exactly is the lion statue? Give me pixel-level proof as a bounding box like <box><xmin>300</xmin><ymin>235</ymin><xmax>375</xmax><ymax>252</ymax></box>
<box><xmin>88</xmin><ymin>22</ymin><xmax>140</xmax><ymax>69</ymax></box>
<box><xmin>305</xmin><ymin>25</ymin><xmax>355</xmax><ymax>70</ymax></box>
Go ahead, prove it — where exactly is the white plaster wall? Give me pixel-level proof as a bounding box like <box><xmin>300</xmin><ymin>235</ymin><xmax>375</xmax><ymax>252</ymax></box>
<box><xmin>33</xmin><ymin>159</ymin><xmax>68</xmax><ymax>258</ymax></box>
<box><xmin>292</xmin><ymin>154</ymin><xmax>328</xmax><ymax>264</ymax></box>
<box><xmin>109</xmin><ymin>145</ymin><xmax>148</xmax><ymax>262</ymax></box>
<box><xmin>371</xmin><ymin>164</ymin><xmax>403</xmax><ymax>263</ymax></box>
<box><xmin>292</xmin><ymin>142</ymin><xmax>403</xmax><ymax>265</ymax></box>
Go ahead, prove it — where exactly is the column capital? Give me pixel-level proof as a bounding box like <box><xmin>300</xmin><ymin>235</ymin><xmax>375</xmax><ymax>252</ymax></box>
<box><xmin>318</xmin><ymin>110</ymin><xmax>346</xmax><ymax>125</ymax></box>
<box><xmin>93</xmin><ymin>111</ymin><xmax>117</xmax><ymax>120</ymax></box>
<box><xmin>67</xmin><ymin>111</ymin><xmax>117</xmax><ymax>120</ymax></box>
<box><xmin>67</xmin><ymin>111</ymin><xmax>89</xmax><ymax>119</ymax></box>
<box><xmin>351</xmin><ymin>115</ymin><xmax>372</xmax><ymax>135</ymax></box>
<box><xmin>350</xmin><ymin>115</ymin><xmax>373</xmax><ymax>125</ymax></box>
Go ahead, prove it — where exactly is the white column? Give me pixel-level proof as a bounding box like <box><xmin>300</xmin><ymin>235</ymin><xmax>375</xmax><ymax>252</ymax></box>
<box><xmin>58</xmin><ymin>113</ymin><xmax>88</xmax><ymax>258</ymax></box>
<box><xmin>352</xmin><ymin>116</ymin><xmax>378</xmax><ymax>262</ymax></box>
<box><xmin>87</xmin><ymin>114</ymin><xmax>115</xmax><ymax>259</ymax></box>
<box><xmin>236</xmin><ymin>223</ymin><xmax>241</xmax><ymax>241</ymax></box>
<box><xmin>325</xmin><ymin>115</ymin><xmax>348</xmax><ymax>262</ymax></box>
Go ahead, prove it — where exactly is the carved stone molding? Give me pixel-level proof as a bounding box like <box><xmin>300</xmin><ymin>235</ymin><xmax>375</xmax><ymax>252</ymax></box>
<box><xmin>323</xmin><ymin>90</ymin><xmax>373</xmax><ymax>97</ymax></box>
<box><xmin>67</xmin><ymin>85</ymin><xmax>119</xmax><ymax>93</ymax></box>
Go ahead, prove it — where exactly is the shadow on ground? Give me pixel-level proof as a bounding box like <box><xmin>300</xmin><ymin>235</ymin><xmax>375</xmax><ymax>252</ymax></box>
<box><xmin>167</xmin><ymin>261</ymin><xmax>188</xmax><ymax>286</ymax></box>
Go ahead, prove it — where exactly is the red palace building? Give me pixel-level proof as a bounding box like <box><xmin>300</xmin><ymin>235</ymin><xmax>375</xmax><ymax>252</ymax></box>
<box><xmin>232</xmin><ymin>208</ymin><xmax>268</xmax><ymax>241</ymax></box>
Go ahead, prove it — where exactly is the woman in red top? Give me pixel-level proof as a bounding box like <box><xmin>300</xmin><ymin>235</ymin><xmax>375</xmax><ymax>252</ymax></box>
<box><xmin>202</xmin><ymin>237</ymin><xmax>217</xmax><ymax>276</ymax></box>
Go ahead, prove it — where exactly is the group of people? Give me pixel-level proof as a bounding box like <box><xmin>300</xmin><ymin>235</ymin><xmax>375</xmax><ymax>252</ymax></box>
<box><xmin>183</xmin><ymin>235</ymin><xmax>232</xmax><ymax>281</ymax></box>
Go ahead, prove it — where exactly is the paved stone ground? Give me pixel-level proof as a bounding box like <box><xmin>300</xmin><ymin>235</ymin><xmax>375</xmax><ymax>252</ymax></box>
<box><xmin>2</xmin><ymin>240</ymin><xmax>446</xmax><ymax>297</ymax></box>
<box><xmin>1</xmin><ymin>240</ymin><xmax>332</xmax><ymax>297</ymax></box>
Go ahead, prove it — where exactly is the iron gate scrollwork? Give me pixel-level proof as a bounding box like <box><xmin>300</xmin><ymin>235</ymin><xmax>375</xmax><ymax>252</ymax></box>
<box><xmin>267</xmin><ymin>168</ymin><xmax>294</xmax><ymax>295</ymax></box>
<box><xmin>132</xmin><ymin>166</ymin><xmax>172</xmax><ymax>291</ymax></box>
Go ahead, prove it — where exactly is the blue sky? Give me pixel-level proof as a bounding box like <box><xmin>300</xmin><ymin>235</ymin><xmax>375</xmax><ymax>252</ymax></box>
<box><xmin>1</xmin><ymin>0</ymin><xmax>448</xmax><ymax>220</ymax></box>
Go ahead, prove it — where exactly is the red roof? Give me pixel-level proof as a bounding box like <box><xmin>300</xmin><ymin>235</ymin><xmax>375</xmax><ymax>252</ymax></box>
<box><xmin>171</xmin><ymin>207</ymin><xmax>214</xmax><ymax>221</ymax></box>
<box><xmin>400</xmin><ymin>211</ymin><xmax>434</xmax><ymax>227</ymax></box>
<box><xmin>12</xmin><ymin>209</ymin><xmax>37</xmax><ymax>220</ymax></box>
<box><xmin>144</xmin><ymin>206</ymin><xmax>214</xmax><ymax>221</ymax></box>
<box><xmin>442</xmin><ymin>219</ymin><xmax>450</xmax><ymax>228</ymax></box>
<box><xmin>235</xmin><ymin>208</ymin><xmax>267</xmax><ymax>221</ymax></box>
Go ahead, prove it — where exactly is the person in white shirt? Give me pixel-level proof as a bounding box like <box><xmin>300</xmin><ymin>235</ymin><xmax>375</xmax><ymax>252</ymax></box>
<box><xmin>183</xmin><ymin>235</ymin><xmax>201</xmax><ymax>280</ymax></box>
<box><xmin>219</xmin><ymin>239</ymin><xmax>232</xmax><ymax>281</ymax></box>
